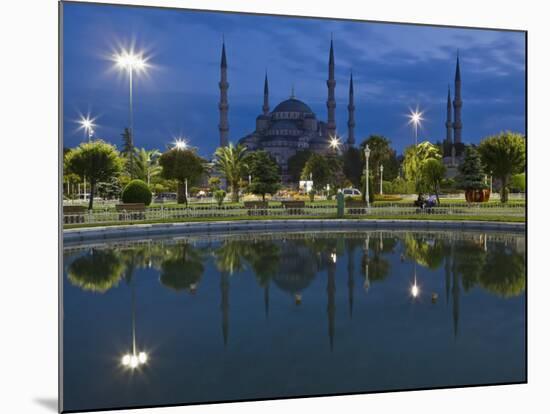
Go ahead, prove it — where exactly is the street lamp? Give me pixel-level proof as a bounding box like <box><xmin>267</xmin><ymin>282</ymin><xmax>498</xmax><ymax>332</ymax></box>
<box><xmin>114</xmin><ymin>49</ymin><xmax>149</xmax><ymax>176</ymax></box>
<box><xmin>78</xmin><ymin>115</ymin><xmax>96</xmax><ymax>142</ymax></box>
<box><xmin>173</xmin><ymin>138</ymin><xmax>188</xmax><ymax>151</ymax></box>
<box><xmin>329</xmin><ymin>135</ymin><xmax>341</xmax><ymax>153</ymax></box>
<box><xmin>407</xmin><ymin>107</ymin><xmax>424</xmax><ymax>146</ymax></box>
<box><xmin>364</xmin><ymin>145</ymin><xmax>371</xmax><ymax>208</ymax></box>
<box><xmin>379</xmin><ymin>164</ymin><xmax>384</xmax><ymax>195</ymax></box>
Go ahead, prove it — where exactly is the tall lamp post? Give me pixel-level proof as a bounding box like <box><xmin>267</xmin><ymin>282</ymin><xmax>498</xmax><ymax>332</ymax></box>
<box><xmin>114</xmin><ymin>49</ymin><xmax>148</xmax><ymax>177</ymax></box>
<box><xmin>78</xmin><ymin>115</ymin><xmax>96</xmax><ymax>200</ymax></box>
<box><xmin>364</xmin><ymin>145</ymin><xmax>371</xmax><ymax>208</ymax></box>
<box><xmin>379</xmin><ymin>164</ymin><xmax>384</xmax><ymax>195</ymax></box>
<box><xmin>408</xmin><ymin>108</ymin><xmax>424</xmax><ymax>147</ymax></box>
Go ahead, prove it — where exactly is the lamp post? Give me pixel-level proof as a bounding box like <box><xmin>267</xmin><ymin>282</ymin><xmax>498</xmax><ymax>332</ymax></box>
<box><xmin>78</xmin><ymin>115</ymin><xmax>96</xmax><ymax>142</ymax></box>
<box><xmin>408</xmin><ymin>108</ymin><xmax>424</xmax><ymax>147</ymax></box>
<box><xmin>364</xmin><ymin>145</ymin><xmax>371</xmax><ymax>208</ymax></box>
<box><xmin>489</xmin><ymin>171</ymin><xmax>493</xmax><ymax>194</ymax></box>
<box><xmin>78</xmin><ymin>115</ymin><xmax>96</xmax><ymax>200</ymax></box>
<box><xmin>329</xmin><ymin>135</ymin><xmax>341</xmax><ymax>154</ymax></box>
<box><xmin>379</xmin><ymin>164</ymin><xmax>384</xmax><ymax>195</ymax></box>
<box><xmin>114</xmin><ymin>49</ymin><xmax>148</xmax><ymax>177</ymax></box>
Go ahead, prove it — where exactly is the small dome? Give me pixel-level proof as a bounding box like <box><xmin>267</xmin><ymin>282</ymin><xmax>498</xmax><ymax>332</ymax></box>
<box><xmin>272</xmin><ymin>98</ymin><xmax>313</xmax><ymax>114</ymax></box>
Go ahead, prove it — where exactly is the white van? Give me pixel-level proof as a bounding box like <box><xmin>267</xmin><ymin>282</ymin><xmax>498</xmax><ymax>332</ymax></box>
<box><xmin>342</xmin><ymin>188</ymin><xmax>362</xmax><ymax>197</ymax></box>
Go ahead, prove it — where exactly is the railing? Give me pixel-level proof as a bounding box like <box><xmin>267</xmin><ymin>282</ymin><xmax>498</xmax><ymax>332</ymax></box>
<box><xmin>63</xmin><ymin>203</ymin><xmax>525</xmax><ymax>225</ymax></box>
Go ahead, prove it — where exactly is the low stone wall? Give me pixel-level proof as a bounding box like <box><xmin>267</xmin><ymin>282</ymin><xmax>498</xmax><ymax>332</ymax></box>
<box><xmin>63</xmin><ymin>219</ymin><xmax>525</xmax><ymax>245</ymax></box>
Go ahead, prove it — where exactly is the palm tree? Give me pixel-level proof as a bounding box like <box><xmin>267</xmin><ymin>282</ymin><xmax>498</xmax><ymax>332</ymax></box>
<box><xmin>132</xmin><ymin>148</ymin><xmax>161</xmax><ymax>185</ymax></box>
<box><xmin>214</xmin><ymin>143</ymin><xmax>248</xmax><ymax>202</ymax></box>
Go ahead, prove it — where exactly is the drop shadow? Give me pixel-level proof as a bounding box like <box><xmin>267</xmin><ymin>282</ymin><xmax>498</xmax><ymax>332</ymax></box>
<box><xmin>34</xmin><ymin>398</ymin><xmax>58</xmax><ymax>412</ymax></box>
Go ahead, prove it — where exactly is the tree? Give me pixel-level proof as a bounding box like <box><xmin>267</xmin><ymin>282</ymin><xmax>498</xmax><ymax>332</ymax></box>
<box><xmin>420</xmin><ymin>158</ymin><xmax>446</xmax><ymax>205</ymax></box>
<box><xmin>478</xmin><ymin>131</ymin><xmax>526</xmax><ymax>202</ymax></box>
<box><xmin>214</xmin><ymin>143</ymin><xmax>248</xmax><ymax>202</ymax></box>
<box><xmin>287</xmin><ymin>150</ymin><xmax>312</xmax><ymax>183</ymax></box>
<box><xmin>208</xmin><ymin>176</ymin><xmax>221</xmax><ymax>191</ymax></box>
<box><xmin>342</xmin><ymin>147</ymin><xmax>363</xmax><ymax>188</ymax></box>
<box><xmin>245</xmin><ymin>151</ymin><xmax>281</xmax><ymax>201</ymax></box>
<box><xmin>67</xmin><ymin>248</ymin><xmax>124</xmax><ymax>293</ymax></box>
<box><xmin>120</xmin><ymin>127</ymin><xmax>135</xmax><ymax>177</ymax></box>
<box><xmin>132</xmin><ymin>148</ymin><xmax>161</xmax><ymax>185</ymax></box>
<box><xmin>456</xmin><ymin>146</ymin><xmax>488</xmax><ymax>193</ymax></box>
<box><xmin>402</xmin><ymin>141</ymin><xmax>441</xmax><ymax>192</ymax></box>
<box><xmin>301</xmin><ymin>153</ymin><xmax>331</xmax><ymax>191</ymax></box>
<box><xmin>159</xmin><ymin>147</ymin><xmax>205</xmax><ymax>205</ymax></box>
<box><xmin>160</xmin><ymin>243</ymin><xmax>205</xmax><ymax>294</ymax></box>
<box><xmin>360</xmin><ymin>135</ymin><xmax>396</xmax><ymax>184</ymax></box>
<box><xmin>65</xmin><ymin>140</ymin><xmax>124</xmax><ymax>210</ymax></box>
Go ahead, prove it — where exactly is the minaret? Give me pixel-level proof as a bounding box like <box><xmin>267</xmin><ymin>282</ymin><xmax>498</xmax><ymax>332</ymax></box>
<box><xmin>347</xmin><ymin>72</ymin><xmax>356</xmax><ymax>147</ymax></box>
<box><xmin>262</xmin><ymin>72</ymin><xmax>269</xmax><ymax>115</ymax></box>
<box><xmin>453</xmin><ymin>52</ymin><xmax>462</xmax><ymax>145</ymax></box>
<box><xmin>326</xmin><ymin>36</ymin><xmax>336</xmax><ymax>137</ymax></box>
<box><xmin>445</xmin><ymin>85</ymin><xmax>452</xmax><ymax>145</ymax></box>
<box><xmin>218</xmin><ymin>40</ymin><xmax>229</xmax><ymax>147</ymax></box>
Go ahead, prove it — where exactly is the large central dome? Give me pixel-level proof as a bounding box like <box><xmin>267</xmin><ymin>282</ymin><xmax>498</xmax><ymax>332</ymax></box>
<box><xmin>272</xmin><ymin>98</ymin><xmax>313</xmax><ymax>114</ymax></box>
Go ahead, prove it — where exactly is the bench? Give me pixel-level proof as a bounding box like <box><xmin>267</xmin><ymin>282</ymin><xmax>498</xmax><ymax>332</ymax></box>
<box><xmin>244</xmin><ymin>201</ymin><xmax>269</xmax><ymax>216</ymax></box>
<box><xmin>281</xmin><ymin>200</ymin><xmax>305</xmax><ymax>215</ymax></box>
<box><xmin>115</xmin><ymin>203</ymin><xmax>146</xmax><ymax>220</ymax></box>
<box><xmin>63</xmin><ymin>205</ymin><xmax>87</xmax><ymax>224</ymax></box>
<box><xmin>345</xmin><ymin>200</ymin><xmax>368</xmax><ymax>215</ymax></box>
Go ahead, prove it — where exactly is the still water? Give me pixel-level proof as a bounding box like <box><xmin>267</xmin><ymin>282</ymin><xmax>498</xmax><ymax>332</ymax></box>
<box><xmin>62</xmin><ymin>229</ymin><xmax>525</xmax><ymax>412</ymax></box>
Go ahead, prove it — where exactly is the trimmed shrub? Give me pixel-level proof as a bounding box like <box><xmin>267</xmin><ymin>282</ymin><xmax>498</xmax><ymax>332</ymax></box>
<box><xmin>214</xmin><ymin>189</ymin><xmax>226</xmax><ymax>207</ymax></box>
<box><xmin>121</xmin><ymin>179</ymin><xmax>152</xmax><ymax>206</ymax></box>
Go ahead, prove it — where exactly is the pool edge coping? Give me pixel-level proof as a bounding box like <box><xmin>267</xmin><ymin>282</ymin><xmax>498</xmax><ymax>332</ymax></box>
<box><xmin>63</xmin><ymin>219</ymin><xmax>525</xmax><ymax>244</ymax></box>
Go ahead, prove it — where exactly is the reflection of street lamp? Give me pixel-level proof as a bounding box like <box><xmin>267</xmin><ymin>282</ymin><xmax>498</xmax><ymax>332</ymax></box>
<box><xmin>410</xmin><ymin>263</ymin><xmax>420</xmax><ymax>299</ymax></box>
<box><xmin>379</xmin><ymin>164</ymin><xmax>384</xmax><ymax>195</ymax></box>
<box><xmin>121</xmin><ymin>278</ymin><xmax>149</xmax><ymax>370</ymax></box>
<box><xmin>364</xmin><ymin>235</ymin><xmax>370</xmax><ymax>292</ymax></box>
<box><xmin>364</xmin><ymin>145</ymin><xmax>371</xmax><ymax>208</ymax></box>
<box><xmin>407</xmin><ymin>107</ymin><xmax>424</xmax><ymax>146</ymax></box>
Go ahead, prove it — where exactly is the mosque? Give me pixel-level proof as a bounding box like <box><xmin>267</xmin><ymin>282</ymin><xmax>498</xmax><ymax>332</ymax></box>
<box><xmin>216</xmin><ymin>38</ymin><xmax>464</xmax><ymax>181</ymax></box>
<box><xmin>217</xmin><ymin>38</ymin><xmax>354</xmax><ymax>182</ymax></box>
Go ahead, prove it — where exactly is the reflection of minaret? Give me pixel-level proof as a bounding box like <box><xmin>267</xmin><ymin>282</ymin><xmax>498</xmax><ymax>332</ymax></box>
<box><xmin>347</xmin><ymin>245</ymin><xmax>355</xmax><ymax>319</ymax></box>
<box><xmin>220</xmin><ymin>271</ymin><xmax>230</xmax><ymax>347</ymax></box>
<box><xmin>264</xmin><ymin>283</ymin><xmax>270</xmax><ymax>319</ymax></box>
<box><xmin>347</xmin><ymin>72</ymin><xmax>355</xmax><ymax>147</ymax></box>
<box><xmin>451</xmin><ymin>259</ymin><xmax>460</xmax><ymax>338</ymax></box>
<box><xmin>453</xmin><ymin>51</ymin><xmax>462</xmax><ymax>145</ymax></box>
<box><xmin>219</xmin><ymin>39</ymin><xmax>229</xmax><ymax>147</ymax></box>
<box><xmin>326</xmin><ymin>36</ymin><xmax>336</xmax><ymax>137</ymax></box>
<box><xmin>327</xmin><ymin>255</ymin><xmax>336</xmax><ymax>351</ymax></box>
<box><xmin>445</xmin><ymin>85</ymin><xmax>452</xmax><ymax>146</ymax></box>
<box><xmin>444</xmin><ymin>255</ymin><xmax>451</xmax><ymax>305</ymax></box>
<box><xmin>262</xmin><ymin>72</ymin><xmax>269</xmax><ymax>116</ymax></box>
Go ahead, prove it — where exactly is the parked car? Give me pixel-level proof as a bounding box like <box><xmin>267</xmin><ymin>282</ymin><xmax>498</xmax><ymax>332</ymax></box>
<box><xmin>342</xmin><ymin>188</ymin><xmax>362</xmax><ymax>197</ymax></box>
<box><xmin>154</xmin><ymin>192</ymin><xmax>177</xmax><ymax>203</ymax></box>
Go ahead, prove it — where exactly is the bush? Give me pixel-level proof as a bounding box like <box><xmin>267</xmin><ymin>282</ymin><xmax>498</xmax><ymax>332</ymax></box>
<box><xmin>121</xmin><ymin>179</ymin><xmax>152</xmax><ymax>206</ymax></box>
<box><xmin>214</xmin><ymin>190</ymin><xmax>226</xmax><ymax>207</ymax></box>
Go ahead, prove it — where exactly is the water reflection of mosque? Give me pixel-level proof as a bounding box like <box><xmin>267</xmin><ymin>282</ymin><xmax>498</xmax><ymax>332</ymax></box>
<box><xmin>65</xmin><ymin>230</ymin><xmax>525</xmax><ymax>354</ymax></box>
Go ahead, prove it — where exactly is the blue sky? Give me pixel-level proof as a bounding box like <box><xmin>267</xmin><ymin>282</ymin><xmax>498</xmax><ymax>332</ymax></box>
<box><xmin>62</xmin><ymin>2</ymin><xmax>526</xmax><ymax>157</ymax></box>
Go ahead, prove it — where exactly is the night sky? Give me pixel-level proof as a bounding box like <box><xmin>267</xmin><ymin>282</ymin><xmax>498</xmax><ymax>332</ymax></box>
<box><xmin>62</xmin><ymin>2</ymin><xmax>526</xmax><ymax>158</ymax></box>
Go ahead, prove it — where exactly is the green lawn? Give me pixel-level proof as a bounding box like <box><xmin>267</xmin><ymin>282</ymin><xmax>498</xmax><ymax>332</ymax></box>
<box><xmin>64</xmin><ymin>213</ymin><xmax>524</xmax><ymax>230</ymax></box>
<box><xmin>78</xmin><ymin>197</ymin><xmax>525</xmax><ymax>211</ymax></box>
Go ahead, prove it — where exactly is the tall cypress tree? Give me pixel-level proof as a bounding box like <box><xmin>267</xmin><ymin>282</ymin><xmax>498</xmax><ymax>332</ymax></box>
<box><xmin>456</xmin><ymin>146</ymin><xmax>488</xmax><ymax>190</ymax></box>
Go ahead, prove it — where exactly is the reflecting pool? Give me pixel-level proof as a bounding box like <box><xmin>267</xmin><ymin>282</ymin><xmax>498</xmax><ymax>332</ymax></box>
<box><xmin>62</xmin><ymin>229</ymin><xmax>526</xmax><ymax>412</ymax></box>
